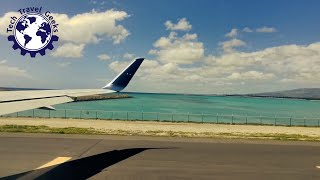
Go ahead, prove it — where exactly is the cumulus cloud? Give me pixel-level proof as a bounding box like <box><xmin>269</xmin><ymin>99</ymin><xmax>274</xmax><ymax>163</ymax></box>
<box><xmin>0</xmin><ymin>60</ymin><xmax>31</xmax><ymax>79</ymax></box>
<box><xmin>207</xmin><ymin>42</ymin><xmax>320</xmax><ymax>83</ymax></box>
<box><xmin>0</xmin><ymin>12</ymin><xmax>20</xmax><ymax>35</ymax></box>
<box><xmin>228</xmin><ymin>71</ymin><xmax>275</xmax><ymax>81</ymax></box>
<box><xmin>137</xmin><ymin>19</ymin><xmax>298</xmax><ymax>93</ymax></box>
<box><xmin>97</xmin><ymin>54</ymin><xmax>111</xmax><ymax>61</ymax></box>
<box><xmin>242</xmin><ymin>27</ymin><xmax>253</xmax><ymax>33</ymax></box>
<box><xmin>123</xmin><ymin>53</ymin><xmax>134</xmax><ymax>59</ymax></box>
<box><xmin>0</xmin><ymin>10</ymin><xmax>130</xmax><ymax>45</ymax></box>
<box><xmin>225</xmin><ymin>28</ymin><xmax>238</xmax><ymax>38</ymax></box>
<box><xmin>56</xmin><ymin>62</ymin><xmax>71</xmax><ymax>67</ymax></box>
<box><xmin>123</xmin><ymin>39</ymin><xmax>320</xmax><ymax>93</ymax></box>
<box><xmin>219</xmin><ymin>38</ymin><xmax>246</xmax><ymax>53</ymax></box>
<box><xmin>109</xmin><ymin>60</ymin><xmax>129</xmax><ymax>74</ymax></box>
<box><xmin>256</xmin><ymin>26</ymin><xmax>277</xmax><ymax>33</ymax></box>
<box><xmin>109</xmin><ymin>59</ymin><xmax>160</xmax><ymax>74</ymax></box>
<box><xmin>89</xmin><ymin>0</ymin><xmax>98</xmax><ymax>4</ymax></box>
<box><xmin>149</xmin><ymin>32</ymin><xmax>204</xmax><ymax>64</ymax></box>
<box><xmin>51</xmin><ymin>43</ymin><xmax>85</xmax><ymax>58</ymax></box>
<box><xmin>51</xmin><ymin>9</ymin><xmax>130</xmax><ymax>44</ymax></box>
<box><xmin>165</xmin><ymin>18</ymin><xmax>192</xmax><ymax>31</ymax></box>
<box><xmin>109</xmin><ymin>59</ymin><xmax>203</xmax><ymax>83</ymax></box>
<box><xmin>0</xmin><ymin>10</ymin><xmax>130</xmax><ymax>61</ymax></box>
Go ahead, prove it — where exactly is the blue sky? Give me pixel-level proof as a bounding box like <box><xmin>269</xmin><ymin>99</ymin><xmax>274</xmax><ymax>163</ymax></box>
<box><xmin>0</xmin><ymin>0</ymin><xmax>320</xmax><ymax>94</ymax></box>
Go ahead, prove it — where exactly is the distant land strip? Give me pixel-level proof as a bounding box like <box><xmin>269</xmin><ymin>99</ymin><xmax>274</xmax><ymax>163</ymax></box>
<box><xmin>225</xmin><ymin>95</ymin><xmax>320</xmax><ymax>101</ymax></box>
<box><xmin>227</xmin><ymin>88</ymin><xmax>320</xmax><ymax>100</ymax></box>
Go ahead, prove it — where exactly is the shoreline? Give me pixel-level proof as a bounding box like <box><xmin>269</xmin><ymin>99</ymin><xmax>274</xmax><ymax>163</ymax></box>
<box><xmin>0</xmin><ymin>117</ymin><xmax>320</xmax><ymax>141</ymax></box>
<box><xmin>126</xmin><ymin>91</ymin><xmax>320</xmax><ymax>101</ymax></box>
<box><xmin>225</xmin><ymin>94</ymin><xmax>320</xmax><ymax>101</ymax></box>
<box><xmin>74</xmin><ymin>94</ymin><xmax>131</xmax><ymax>102</ymax></box>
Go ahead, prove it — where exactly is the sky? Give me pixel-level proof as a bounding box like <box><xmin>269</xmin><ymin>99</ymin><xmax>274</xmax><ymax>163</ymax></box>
<box><xmin>0</xmin><ymin>0</ymin><xmax>320</xmax><ymax>94</ymax></box>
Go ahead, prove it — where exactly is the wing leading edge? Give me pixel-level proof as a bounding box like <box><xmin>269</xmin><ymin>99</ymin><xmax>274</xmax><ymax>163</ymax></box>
<box><xmin>0</xmin><ymin>58</ymin><xmax>144</xmax><ymax>116</ymax></box>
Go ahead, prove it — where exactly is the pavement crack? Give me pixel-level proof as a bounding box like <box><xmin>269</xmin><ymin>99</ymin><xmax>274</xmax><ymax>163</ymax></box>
<box><xmin>78</xmin><ymin>139</ymin><xmax>103</xmax><ymax>157</ymax></box>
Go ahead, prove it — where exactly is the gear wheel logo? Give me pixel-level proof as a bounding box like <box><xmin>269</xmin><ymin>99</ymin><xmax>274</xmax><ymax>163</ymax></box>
<box><xmin>6</xmin><ymin>7</ymin><xmax>59</xmax><ymax>58</ymax></box>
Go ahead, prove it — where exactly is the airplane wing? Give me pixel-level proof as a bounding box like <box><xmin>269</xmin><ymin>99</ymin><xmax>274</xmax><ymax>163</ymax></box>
<box><xmin>0</xmin><ymin>58</ymin><xmax>144</xmax><ymax>116</ymax></box>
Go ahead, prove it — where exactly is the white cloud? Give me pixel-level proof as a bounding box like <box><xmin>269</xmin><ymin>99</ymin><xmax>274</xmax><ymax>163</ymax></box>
<box><xmin>110</xmin><ymin>59</ymin><xmax>200</xmax><ymax>82</ymax></box>
<box><xmin>120</xmin><ymin>40</ymin><xmax>320</xmax><ymax>93</ymax></box>
<box><xmin>256</xmin><ymin>26</ymin><xmax>277</xmax><ymax>33</ymax></box>
<box><xmin>0</xmin><ymin>60</ymin><xmax>7</xmax><ymax>64</ymax></box>
<box><xmin>228</xmin><ymin>71</ymin><xmax>275</xmax><ymax>81</ymax></box>
<box><xmin>56</xmin><ymin>62</ymin><xmax>71</xmax><ymax>67</ymax></box>
<box><xmin>109</xmin><ymin>60</ymin><xmax>129</xmax><ymax>74</ymax></box>
<box><xmin>97</xmin><ymin>54</ymin><xmax>111</xmax><ymax>61</ymax></box>
<box><xmin>165</xmin><ymin>18</ymin><xmax>192</xmax><ymax>31</ymax></box>
<box><xmin>207</xmin><ymin>42</ymin><xmax>320</xmax><ymax>83</ymax></box>
<box><xmin>1</xmin><ymin>9</ymin><xmax>318</xmax><ymax>94</ymax></box>
<box><xmin>0</xmin><ymin>60</ymin><xmax>31</xmax><ymax>79</ymax></box>
<box><xmin>52</xmin><ymin>9</ymin><xmax>130</xmax><ymax>44</ymax></box>
<box><xmin>123</xmin><ymin>53</ymin><xmax>134</xmax><ymax>59</ymax></box>
<box><xmin>243</xmin><ymin>27</ymin><xmax>253</xmax><ymax>33</ymax></box>
<box><xmin>0</xmin><ymin>12</ymin><xmax>20</xmax><ymax>35</ymax></box>
<box><xmin>89</xmin><ymin>0</ymin><xmax>98</xmax><ymax>4</ymax></box>
<box><xmin>135</xmin><ymin>20</ymin><xmax>299</xmax><ymax>93</ymax></box>
<box><xmin>219</xmin><ymin>38</ymin><xmax>246</xmax><ymax>53</ymax></box>
<box><xmin>149</xmin><ymin>32</ymin><xmax>204</xmax><ymax>64</ymax></box>
<box><xmin>0</xmin><ymin>10</ymin><xmax>130</xmax><ymax>44</ymax></box>
<box><xmin>51</xmin><ymin>43</ymin><xmax>85</xmax><ymax>58</ymax></box>
<box><xmin>0</xmin><ymin>10</ymin><xmax>130</xmax><ymax>60</ymax></box>
<box><xmin>225</xmin><ymin>28</ymin><xmax>238</xmax><ymax>38</ymax></box>
<box><xmin>109</xmin><ymin>59</ymin><xmax>160</xmax><ymax>74</ymax></box>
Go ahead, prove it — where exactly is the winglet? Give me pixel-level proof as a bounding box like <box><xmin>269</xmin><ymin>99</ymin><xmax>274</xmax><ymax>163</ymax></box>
<box><xmin>103</xmin><ymin>58</ymin><xmax>144</xmax><ymax>92</ymax></box>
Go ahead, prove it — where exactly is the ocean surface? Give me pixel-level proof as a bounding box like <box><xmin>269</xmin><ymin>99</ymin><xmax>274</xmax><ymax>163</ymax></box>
<box><xmin>54</xmin><ymin>92</ymin><xmax>320</xmax><ymax>118</ymax></box>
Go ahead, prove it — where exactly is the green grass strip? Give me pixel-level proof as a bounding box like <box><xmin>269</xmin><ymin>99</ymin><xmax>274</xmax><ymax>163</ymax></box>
<box><xmin>0</xmin><ymin>125</ymin><xmax>319</xmax><ymax>142</ymax></box>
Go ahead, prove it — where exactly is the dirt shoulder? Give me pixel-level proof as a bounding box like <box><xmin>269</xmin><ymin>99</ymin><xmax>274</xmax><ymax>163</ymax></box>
<box><xmin>0</xmin><ymin>117</ymin><xmax>320</xmax><ymax>141</ymax></box>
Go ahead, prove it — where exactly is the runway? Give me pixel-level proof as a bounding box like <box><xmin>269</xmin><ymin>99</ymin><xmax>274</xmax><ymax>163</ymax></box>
<box><xmin>0</xmin><ymin>133</ymin><xmax>319</xmax><ymax>179</ymax></box>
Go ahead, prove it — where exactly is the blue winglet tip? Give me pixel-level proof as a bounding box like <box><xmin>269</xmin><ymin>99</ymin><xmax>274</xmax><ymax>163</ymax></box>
<box><xmin>103</xmin><ymin>58</ymin><xmax>144</xmax><ymax>91</ymax></box>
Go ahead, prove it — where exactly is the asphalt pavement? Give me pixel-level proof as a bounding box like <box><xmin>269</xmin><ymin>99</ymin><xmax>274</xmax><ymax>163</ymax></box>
<box><xmin>0</xmin><ymin>133</ymin><xmax>319</xmax><ymax>180</ymax></box>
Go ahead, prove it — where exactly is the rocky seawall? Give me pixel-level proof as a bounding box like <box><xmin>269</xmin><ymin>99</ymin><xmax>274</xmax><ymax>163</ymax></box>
<box><xmin>74</xmin><ymin>94</ymin><xmax>131</xmax><ymax>102</ymax></box>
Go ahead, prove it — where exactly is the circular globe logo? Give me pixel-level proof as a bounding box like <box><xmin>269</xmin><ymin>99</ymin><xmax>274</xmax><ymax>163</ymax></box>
<box><xmin>6</xmin><ymin>7</ymin><xmax>59</xmax><ymax>58</ymax></box>
<box><xmin>14</xmin><ymin>13</ymin><xmax>52</xmax><ymax>51</ymax></box>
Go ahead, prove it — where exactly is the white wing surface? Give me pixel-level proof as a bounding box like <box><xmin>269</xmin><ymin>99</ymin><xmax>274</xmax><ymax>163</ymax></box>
<box><xmin>0</xmin><ymin>58</ymin><xmax>144</xmax><ymax>115</ymax></box>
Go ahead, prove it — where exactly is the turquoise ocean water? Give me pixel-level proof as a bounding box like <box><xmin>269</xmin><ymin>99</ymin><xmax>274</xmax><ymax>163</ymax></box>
<box><xmin>54</xmin><ymin>92</ymin><xmax>320</xmax><ymax>118</ymax></box>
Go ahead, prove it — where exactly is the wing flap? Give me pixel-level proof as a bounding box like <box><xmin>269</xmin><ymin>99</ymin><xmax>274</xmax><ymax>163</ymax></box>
<box><xmin>0</xmin><ymin>96</ymin><xmax>73</xmax><ymax>116</ymax></box>
<box><xmin>0</xmin><ymin>89</ymin><xmax>114</xmax><ymax>103</ymax></box>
